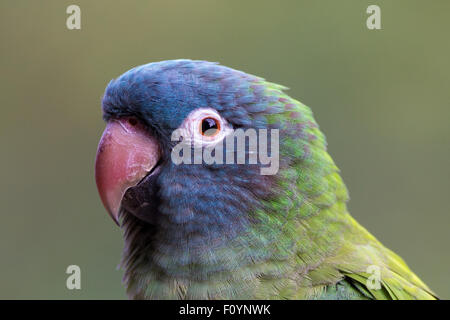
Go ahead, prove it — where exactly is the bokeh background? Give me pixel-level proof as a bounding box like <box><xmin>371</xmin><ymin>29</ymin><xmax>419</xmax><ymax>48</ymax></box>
<box><xmin>0</xmin><ymin>0</ymin><xmax>449</xmax><ymax>299</ymax></box>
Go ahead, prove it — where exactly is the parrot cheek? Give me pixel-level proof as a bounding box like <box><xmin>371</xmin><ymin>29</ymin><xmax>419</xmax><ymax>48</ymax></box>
<box><xmin>95</xmin><ymin>118</ymin><xmax>160</xmax><ymax>225</ymax></box>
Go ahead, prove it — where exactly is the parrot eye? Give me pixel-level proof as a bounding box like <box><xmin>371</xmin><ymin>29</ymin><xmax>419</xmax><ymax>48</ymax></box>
<box><xmin>177</xmin><ymin>108</ymin><xmax>232</xmax><ymax>146</ymax></box>
<box><xmin>200</xmin><ymin>117</ymin><xmax>221</xmax><ymax>137</ymax></box>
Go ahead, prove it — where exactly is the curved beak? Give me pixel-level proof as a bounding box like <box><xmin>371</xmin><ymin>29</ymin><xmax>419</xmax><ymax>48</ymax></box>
<box><xmin>95</xmin><ymin>118</ymin><xmax>160</xmax><ymax>225</ymax></box>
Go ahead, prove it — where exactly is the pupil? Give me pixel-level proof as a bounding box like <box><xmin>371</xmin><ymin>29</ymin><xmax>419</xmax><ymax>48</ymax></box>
<box><xmin>202</xmin><ymin>118</ymin><xmax>219</xmax><ymax>136</ymax></box>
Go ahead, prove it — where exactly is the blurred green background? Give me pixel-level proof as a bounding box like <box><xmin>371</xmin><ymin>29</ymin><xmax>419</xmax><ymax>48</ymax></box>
<box><xmin>0</xmin><ymin>0</ymin><xmax>448</xmax><ymax>299</ymax></box>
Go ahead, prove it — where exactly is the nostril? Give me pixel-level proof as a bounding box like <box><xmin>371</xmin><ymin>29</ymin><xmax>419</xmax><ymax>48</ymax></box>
<box><xmin>128</xmin><ymin>118</ymin><xmax>138</xmax><ymax>126</ymax></box>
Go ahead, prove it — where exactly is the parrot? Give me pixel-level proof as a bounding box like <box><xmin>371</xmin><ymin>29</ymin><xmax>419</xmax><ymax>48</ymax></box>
<box><xmin>94</xmin><ymin>59</ymin><xmax>437</xmax><ymax>300</ymax></box>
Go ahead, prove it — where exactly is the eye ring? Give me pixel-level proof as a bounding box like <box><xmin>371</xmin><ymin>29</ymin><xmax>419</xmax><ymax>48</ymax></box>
<box><xmin>199</xmin><ymin>117</ymin><xmax>221</xmax><ymax>137</ymax></box>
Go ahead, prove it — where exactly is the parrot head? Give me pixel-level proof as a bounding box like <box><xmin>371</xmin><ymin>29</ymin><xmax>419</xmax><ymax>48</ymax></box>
<box><xmin>94</xmin><ymin>59</ymin><xmax>326</xmax><ymax>299</ymax></box>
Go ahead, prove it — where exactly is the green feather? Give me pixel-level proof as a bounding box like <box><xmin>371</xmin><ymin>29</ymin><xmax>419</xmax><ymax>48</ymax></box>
<box><xmin>247</xmin><ymin>79</ymin><xmax>437</xmax><ymax>300</ymax></box>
